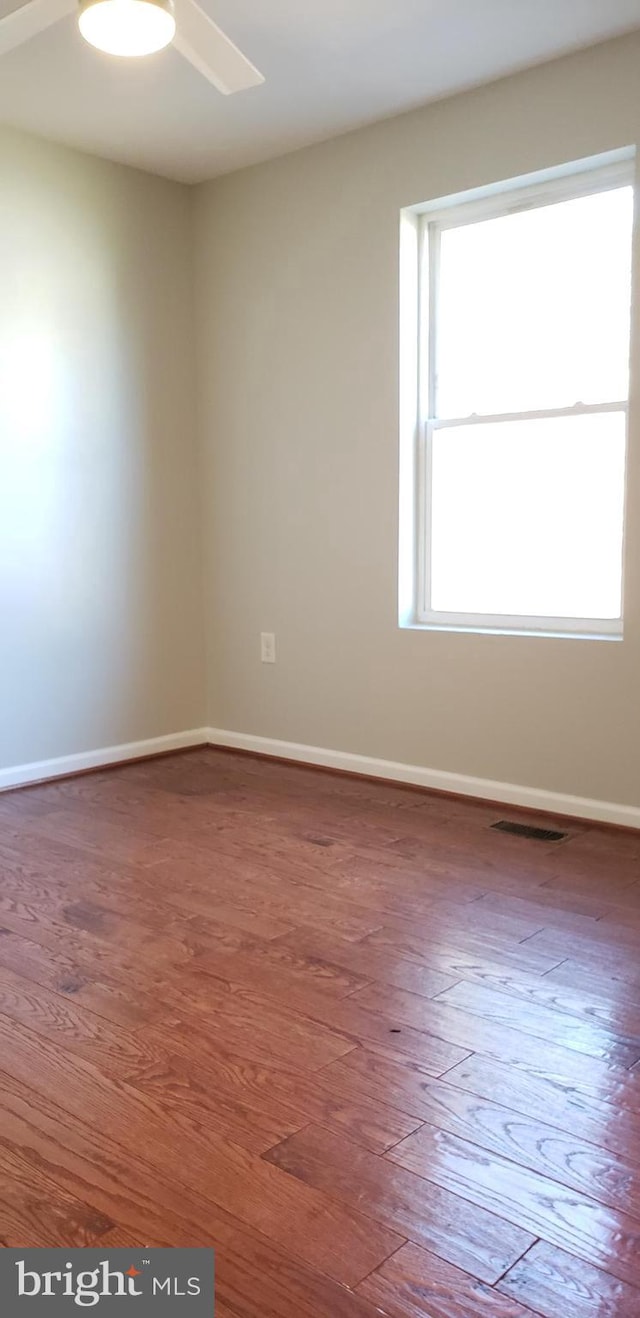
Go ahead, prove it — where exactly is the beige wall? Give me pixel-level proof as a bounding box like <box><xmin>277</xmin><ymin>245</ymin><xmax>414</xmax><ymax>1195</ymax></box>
<box><xmin>3</xmin><ymin>35</ymin><xmax>640</xmax><ymax>808</ymax></box>
<box><xmin>195</xmin><ymin>33</ymin><xmax>640</xmax><ymax>808</ymax></box>
<box><xmin>0</xmin><ymin>127</ymin><xmax>205</xmax><ymax>770</ymax></box>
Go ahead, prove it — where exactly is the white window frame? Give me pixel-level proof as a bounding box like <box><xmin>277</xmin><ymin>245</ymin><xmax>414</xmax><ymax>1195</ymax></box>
<box><xmin>407</xmin><ymin>156</ymin><xmax>634</xmax><ymax>640</ymax></box>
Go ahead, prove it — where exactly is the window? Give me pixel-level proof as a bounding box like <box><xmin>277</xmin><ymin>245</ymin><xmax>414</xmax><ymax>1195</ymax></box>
<box><xmin>401</xmin><ymin>156</ymin><xmax>635</xmax><ymax>637</ymax></box>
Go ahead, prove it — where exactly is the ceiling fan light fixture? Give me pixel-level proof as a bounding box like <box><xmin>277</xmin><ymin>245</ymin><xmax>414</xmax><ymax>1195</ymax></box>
<box><xmin>78</xmin><ymin>0</ymin><xmax>175</xmax><ymax>57</ymax></box>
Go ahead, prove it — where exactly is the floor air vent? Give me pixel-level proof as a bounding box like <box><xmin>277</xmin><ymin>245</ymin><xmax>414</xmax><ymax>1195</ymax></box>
<box><xmin>491</xmin><ymin>820</ymin><xmax>568</xmax><ymax>843</ymax></box>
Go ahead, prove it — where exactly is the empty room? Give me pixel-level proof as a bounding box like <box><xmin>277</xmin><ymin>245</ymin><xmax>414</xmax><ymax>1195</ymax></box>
<box><xmin>1</xmin><ymin>0</ymin><xmax>640</xmax><ymax>1314</ymax></box>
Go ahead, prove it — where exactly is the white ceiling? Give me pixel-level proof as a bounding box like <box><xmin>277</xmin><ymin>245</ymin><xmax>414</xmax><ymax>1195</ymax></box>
<box><xmin>1</xmin><ymin>0</ymin><xmax>640</xmax><ymax>183</ymax></box>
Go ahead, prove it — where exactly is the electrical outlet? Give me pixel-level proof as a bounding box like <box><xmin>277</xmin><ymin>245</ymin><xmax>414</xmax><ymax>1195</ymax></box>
<box><xmin>260</xmin><ymin>632</ymin><xmax>276</xmax><ymax>663</ymax></box>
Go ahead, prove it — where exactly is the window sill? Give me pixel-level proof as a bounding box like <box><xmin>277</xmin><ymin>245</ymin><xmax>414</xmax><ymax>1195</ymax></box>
<box><xmin>399</xmin><ymin>619</ymin><xmax>623</xmax><ymax>642</ymax></box>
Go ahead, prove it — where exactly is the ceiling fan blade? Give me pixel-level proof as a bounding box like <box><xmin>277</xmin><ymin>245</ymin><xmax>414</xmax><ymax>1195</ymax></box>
<box><xmin>0</xmin><ymin>0</ymin><xmax>75</xmax><ymax>55</ymax></box>
<box><xmin>172</xmin><ymin>0</ymin><xmax>264</xmax><ymax>94</ymax></box>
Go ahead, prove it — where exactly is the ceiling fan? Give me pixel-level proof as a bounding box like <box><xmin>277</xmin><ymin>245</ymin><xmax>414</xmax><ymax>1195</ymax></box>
<box><xmin>0</xmin><ymin>0</ymin><xmax>264</xmax><ymax>92</ymax></box>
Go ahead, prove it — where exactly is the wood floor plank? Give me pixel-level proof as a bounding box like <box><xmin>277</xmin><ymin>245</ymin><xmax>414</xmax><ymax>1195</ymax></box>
<box><xmin>325</xmin><ymin>1048</ymin><xmax>640</xmax><ymax>1215</ymax></box>
<box><xmin>274</xmin><ymin>925</ymin><xmax>460</xmax><ymax>998</ymax></box>
<box><xmin>358</xmin><ymin>1241</ymin><xmax>538</xmax><ymax>1318</ymax></box>
<box><xmin>100</xmin><ymin>1226</ymin><xmax>391</xmax><ymax>1318</ymax></box>
<box><xmin>190</xmin><ymin>937</ymin><xmax>373</xmax><ymax>1002</ymax></box>
<box><xmin>1</xmin><ymin>746</ymin><xmax>639</xmax><ymax>1313</ymax></box>
<box><xmin>364</xmin><ymin>908</ymin><xmax>553</xmax><ymax>962</ymax></box>
<box><xmin>359</xmin><ymin>923</ymin><xmax>564</xmax><ymax>975</ymax></box>
<box><xmin>498</xmin><ymin>1240</ymin><xmax>640</xmax><ymax>1317</ymax></box>
<box><xmin>124</xmin><ymin>1040</ymin><xmax>421</xmax><ymax>1155</ymax></box>
<box><xmin>0</xmin><ymin>1142</ymin><xmax>114</xmax><ymax>1247</ymax></box>
<box><xmin>148</xmin><ymin>856</ymin><xmax>385</xmax><ymax>943</ymax></box>
<box><xmin>471</xmin><ymin>890</ymin><xmax>608</xmax><ymax>930</ymax></box>
<box><xmin>143</xmin><ymin>979</ymin><xmax>360</xmax><ymax>1073</ymax></box>
<box><xmin>522</xmin><ymin>925</ymin><xmax>640</xmax><ymax>973</ymax></box>
<box><xmin>9</xmin><ymin>807</ymin><xmax>181</xmax><ymax>869</ymax></box>
<box><xmin>279</xmin><ymin>924</ymin><xmax>576</xmax><ymax>1009</ymax></box>
<box><xmin>0</xmin><ymin>928</ymin><xmax>163</xmax><ymax>1029</ymax></box>
<box><xmin>0</xmin><ymin>1077</ymin><xmax>397</xmax><ymax>1318</ymax></box>
<box><xmin>222</xmin><ymin>978</ymin><xmax>471</xmax><ymax>1075</ymax></box>
<box><xmin>160</xmin><ymin>968</ymin><xmax>469</xmax><ymax>1076</ymax></box>
<box><xmin>0</xmin><ymin>1025</ymin><xmax>402</xmax><ymax>1286</ymax></box>
<box><xmin>0</xmin><ymin>847</ymin><xmax>296</xmax><ymax>944</ymax></box>
<box><xmin>348</xmin><ymin>982</ymin><xmax>640</xmax><ymax>1101</ymax></box>
<box><xmin>435</xmin><ymin>951</ymin><xmax>640</xmax><ymax>1043</ymax></box>
<box><xmin>544</xmin><ymin>957</ymin><xmax>640</xmax><ymax>1012</ymax></box>
<box><xmin>276</xmin><ymin>863</ymin><xmax>488</xmax><ymax>923</ymax></box>
<box><xmin>387</xmin><ymin>1123</ymin><xmax>640</xmax><ymax>1287</ymax></box>
<box><xmin>538</xmin><ymin>866</ymin><xmax>640</xmax><ymax>899</ymax></box>
<box><xmin>0</xmin><ymin>1071</ymin><xmax>225</xmax><ymax>1248</ymax></box>
<box><xmin>0</xmin><ymin>966</ymin><xmax>170</xmax><ymax>1082</ymax></box>
<box><xmin>111</xmin><ymin>1049</ymin><xmax>308</xmax><ymax>1156</ymax></box>
<box><xmin>432</xmin><ymin>978</ymin><xmax>640</xmax><ymax>1065</ymax></box>
<box><xmin>0</xmin><ymin>880</ymin><xmax>203</xmax><ymax>977</ymax></box>
<box><xmin>263</xmin><ymin>1124</ymin><xmax>536</xmax><ymax>1283</ymax></box>
<box><xmin>445</xmin><ymin>1051</ymin><xmax>640</xmax><ymax>1150</ymax></box>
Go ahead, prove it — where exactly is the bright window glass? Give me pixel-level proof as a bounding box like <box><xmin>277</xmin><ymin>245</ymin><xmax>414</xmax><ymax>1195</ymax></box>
<box><xmin>410</xmin><ymin>164</ymin><xmax>636</xmax><ymax>636</ymax></box>
<box><xmin>435</xmin><ymin>187</ymin><xmax>634</xmax><ymax>419</ymax></box>
<box><xmin>429</xmin><ymin>411</ymin><xmax>627</xmax><ymax>619</ymax></box>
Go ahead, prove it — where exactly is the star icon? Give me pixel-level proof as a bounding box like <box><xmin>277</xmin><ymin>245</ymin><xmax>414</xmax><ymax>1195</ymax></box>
<box><xmin>126</xmin><ymin>1266</ymin><xmax>141</xmax><ymax>1278</ymax></box>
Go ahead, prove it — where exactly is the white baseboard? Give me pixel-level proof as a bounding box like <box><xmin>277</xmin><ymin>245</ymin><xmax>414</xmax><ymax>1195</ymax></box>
<box><xmin>207</xmin><ymin>727</ymin><xmax>640</xmax><ymax>830</ymax></box>
<box><xmin>0</xmin><ymin>728</ymin><xmax>209</xmax><ymax>792</ymax></box>
<box><xmin>2</xmin><ymin>723</ymin><xmax>638</xmax><ymax>829</ymax></box>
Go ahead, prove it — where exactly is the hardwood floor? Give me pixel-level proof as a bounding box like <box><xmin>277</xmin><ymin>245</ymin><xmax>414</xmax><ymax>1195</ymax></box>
<box><xmin>0</xmin><ymin>748</ymin><xmax>639</xmax><ymax>1315</ymax></box>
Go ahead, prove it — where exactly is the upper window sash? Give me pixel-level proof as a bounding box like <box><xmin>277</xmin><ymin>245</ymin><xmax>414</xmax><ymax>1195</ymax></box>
<box><xmin>419</xmin><ymin>166</ymin><xmax>635</xmax><ymax>424</ymax></box>
<box><xmin>417</xmin><ymin>159</ymin><xmax>634</xmax><ymax>230</ymax></box>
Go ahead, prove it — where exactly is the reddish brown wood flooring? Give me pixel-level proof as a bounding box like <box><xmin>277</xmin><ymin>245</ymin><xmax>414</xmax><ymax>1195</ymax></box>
<box><xmin>1</xmin><ymin>747</ymin><xmax>640</xmax><ymax>1315</ymax></box>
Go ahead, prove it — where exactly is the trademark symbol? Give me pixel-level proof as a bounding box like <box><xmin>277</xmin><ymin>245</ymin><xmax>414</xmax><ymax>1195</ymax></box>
<box><xmin>143</xmin><ymin>1260</ymin><xmax>151</xmax><ymax>1265</ymax></box>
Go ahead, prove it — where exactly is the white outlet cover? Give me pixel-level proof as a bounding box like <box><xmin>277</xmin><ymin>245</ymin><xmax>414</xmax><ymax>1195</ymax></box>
<box><xmin>261</xmin><ymin>632</ymin><xmax>276</xmax><ymax>663</ymax></box>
